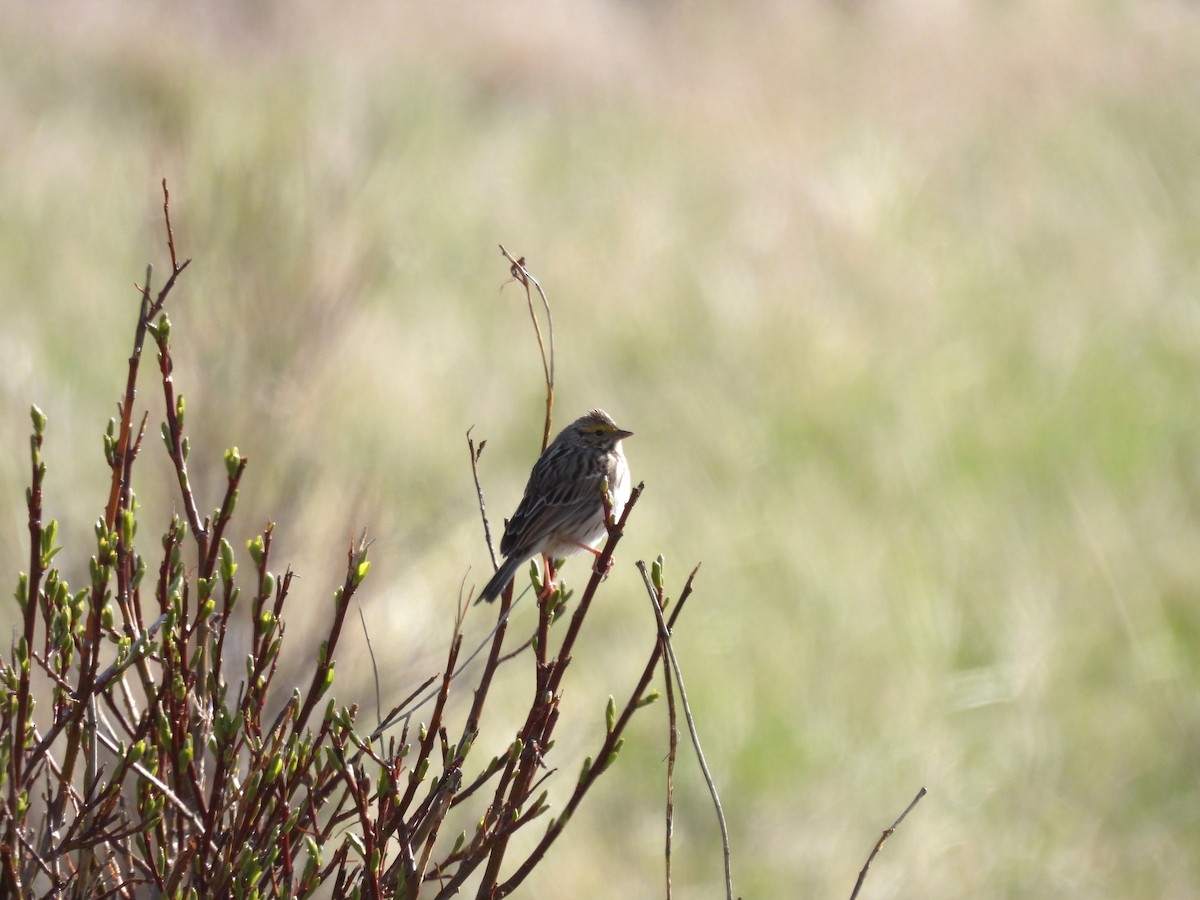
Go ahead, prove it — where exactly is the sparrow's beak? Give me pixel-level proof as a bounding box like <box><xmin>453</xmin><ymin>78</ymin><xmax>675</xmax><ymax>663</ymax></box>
<box><xmin>615</xmin><ymin>428</ymin><xmax>634</xmax><ymax>440</ymax></box>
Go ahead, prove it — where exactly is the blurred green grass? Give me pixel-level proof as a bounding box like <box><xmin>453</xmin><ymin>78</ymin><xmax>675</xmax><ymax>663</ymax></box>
<box><xmin>3</xmin><ymin>1</ymin><xmax>1199</xmax><ymax>895</ymax></box>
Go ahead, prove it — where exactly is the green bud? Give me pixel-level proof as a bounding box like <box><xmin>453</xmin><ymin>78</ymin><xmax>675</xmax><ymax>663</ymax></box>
<box><xmin>458</xmin><ymin>731</ymin><xmax>475</xmax><ymax>758</ymax></box>
<box><xmin>175</xmin><ymin>394</ymin><xmax>185</xmax><ymax>428</ymax></box>
<box><xmin>30</xmin><ymin>405</ymin><xmax>47</xmax><ymax>436</ymax></box>
<box><xmin>224</xmin><ymin>447</ymin><xmax>242</xmax><ymax>479</ymax></box>
<box><xmin>14</xmin><ymin>573</ymin><xmax>28</xmax><ymax>612</ymax></box>
<box><xmin>215</xmin><ymin>708</ymin><xmax>236</xmax><ymax>744</ymax></box>
<box><xmin>354</xmin><ymin>560</ymin><xmax>371</xmax><ymax>586</ymax></box>
<box><xmin>121</xmin><ymin>508</ymin><xmax>136</xmax><ymax>545</ymax></box>
<box><xmin>602</xmin><ymin>738</ymin><xmax>625</xmax><ymax>771</ymax></box>
<box><xmin>131</xmin><ymin>555</ymin><xmax>146</xmax><ymax>590</ymax></box>
<box><xmin>247</xmin><ymin>535</ymin><xmax>265</xmax><ymax>566</ymax></box>
<box><xmin>635</xmin><ymin>690</ymin><xmax>661</xmax><ymax>709</ymax></box>
<box><xmin>243</xmin><ymin>771</ymin><xmax>262</xmax><ymax>804</ymax></box>
<box><xmin>220</xmin><ymin>539</ymin><xmax>237</xmax><ymax>582</ymax></box>
<box><xmin>42</xmin><ymin>519</ymin><xmax>59</xmax><ymax>556</ymax></box>
<box><xmin>652</xmin><ymin>554</ymin><xmax>665</xmax><ymax>591</ymax></box>
<box><xmin>104</xmin><ymin>419</ymin><xmax>117</xmax><ymax>465</ymax></box>
<box><xmin>605</xmin><ymin>696</ymin><xmax>616</xmax><ymax>734</ymax></box>
<box><xmin>304</xmin><ymin>835</ymin><xmax>322</xmax><ymax>869</ymax></box>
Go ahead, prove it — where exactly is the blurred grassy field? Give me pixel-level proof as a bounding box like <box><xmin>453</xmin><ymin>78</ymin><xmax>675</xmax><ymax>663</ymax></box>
<box><xmin>3</xmin><ymin>0</ymin><xmax>1200</xmax><ymax>895</ymax></box>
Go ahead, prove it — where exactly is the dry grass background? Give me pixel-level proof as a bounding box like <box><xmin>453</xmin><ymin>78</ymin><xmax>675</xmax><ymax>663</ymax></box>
<box><xmin>3</xmin><ymin>1</ymin><xmax>1199</xmax><ymax>896</ymax></box>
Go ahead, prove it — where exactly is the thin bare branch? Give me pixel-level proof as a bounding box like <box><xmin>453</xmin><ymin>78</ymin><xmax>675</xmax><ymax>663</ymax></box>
<box><xmin>638</xmin><ymin>561</ymin><xmax>731</xmax><ymax>900</ymax></box>
<box><xmin>498</xmin><ymin>245</ymin><xmax>554</xmax><ymax>449</ymax></box>
<box><xmin>849</xmin><ymin>786</ymin><xmax>927</xmax><ymax>900</ymax></box>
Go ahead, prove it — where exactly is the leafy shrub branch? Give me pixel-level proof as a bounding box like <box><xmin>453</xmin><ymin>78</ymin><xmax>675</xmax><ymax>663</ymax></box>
<box><xmin>0</xmin><ymin>184</ymin><xmax>699</xmax><ymax>898</ymax></box>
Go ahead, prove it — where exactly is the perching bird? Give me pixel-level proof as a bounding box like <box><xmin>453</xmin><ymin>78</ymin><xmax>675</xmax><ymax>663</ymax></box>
<box><xmin>476</xmin><ymin>409</ymin><xmax>632</xmax><ymax>603</ymax></box>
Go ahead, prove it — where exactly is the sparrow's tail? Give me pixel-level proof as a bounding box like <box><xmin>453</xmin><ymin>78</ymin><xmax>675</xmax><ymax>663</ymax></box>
<box><xmin>475</xmin><ymin>555</ymin><xmax>524</xmax><ymax>604</ymax></box>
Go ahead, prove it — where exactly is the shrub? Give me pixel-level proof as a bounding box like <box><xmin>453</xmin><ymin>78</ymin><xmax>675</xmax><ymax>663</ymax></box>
<box><xmin>0</xmin><ymin>185</ymin><xmax>695</xmax><ymax>898</ymax></box>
